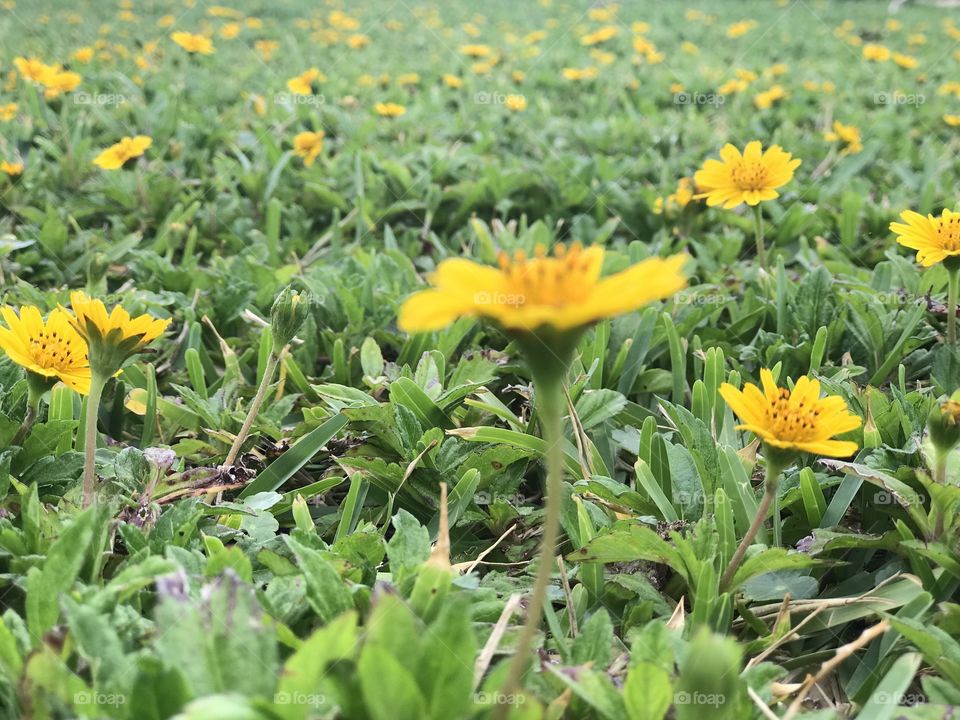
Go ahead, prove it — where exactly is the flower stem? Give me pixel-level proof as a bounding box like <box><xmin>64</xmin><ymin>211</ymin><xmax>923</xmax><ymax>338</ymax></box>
<box><xmin>935</xmin><ymin>450</ymin><xmax>948</xmax><ymax>539</ymax></box>
<box><xmin>82</xmin><ymin>374</ymin><xmax>108</xmax><ymax>508</ymax></box>
<box><xmin>497</xmin><ymin>373</ymin><xmax>565</xmax><ymax>713</ymax></box>
<box><xmin>947</xmin><ymin>267</ymin><xmax>959</xmax><ymax>346</ymax></box>
<box><xmin>720</xmin><ymin>460</ymin><xmax>781</xmax><ymax>591</ymax></box>
<box><xmin>224</xmin><ymin>351</ymin><xmax>280</xmax><ymax>468</ymax></box>
<box><xmin>753</xmin><ymin>205</ymin><xmax>767</xmax><ymax>270</ymax></box>
<box><xmin>12</xmin><ymin>379</ymin><xmax>45</xmax><ymax>446</ymax></box>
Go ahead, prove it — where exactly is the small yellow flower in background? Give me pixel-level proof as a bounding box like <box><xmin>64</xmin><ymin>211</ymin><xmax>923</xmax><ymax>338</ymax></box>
<box><xmin>374</xmin><ymin>101</ymin><xmax>406</xmax><ymax>117</ymax></box>
<box><xmin>246</xmin><ymin>17</ymin><xmax>263</xmax><ymax>29</ymax></box>
<box><xmin>219</xmin><ymin>22</ymin><xmax>242</xmax><ymax>40</ymax></box>
<box><xmin>512</xmin><ymin>70</ymin><xmax>525</xmax><ymax>83</ymax></box>
<box><xmin>590</xmin><ymin>49</ymin><xmax>616</xmax><ymax>65</ymax></box>
<box><xmin>821</xmin><ymin>80</ymin><xmax>836</xmax><ymax>93</ymax></box>
<box><xmin>208</xmin><ymin>5</ymin><xmax>241</xmax><ymax>18</ymax></box>
<box><xmin>736</xmin><ymin>68</ymin><xmax>758</xmax><ymax>82</ymax></box>
<box><xmin>93</xmin><ymin>135</ymin><xmax>152</xmax><ymax>170</ymax></box>
<box><xmin>293</xmin><ymin>130</ymin><xmax>324</xmax><ymax>167</ymax></box>
<box><xmin>287</xmin><ymin>68</ymin><xmax>325</xmax><ymax>94</ymax></box>
<box><xmin>669</xmin><ymin>82</ymin><xmax>685</xmax><ymax>94</ymax></box>
<box><xmin>562</xmin><ymin>66</ymin><xmax>598</xmax><ymax>81</ymax></box>
<box><xmin>398</xmin><ymin>244</ymin><xmax>688</xmax><ymax>333</ymax></box>
<box><xmin>0</xmin><ymin>103</ymin><xmax>17</xmax><ymax>121</ymax></box>
<box><xmin>886</xmin><ymin>19</ymin><xmax>902</xmax><ymax>31</ymax></box>
<box><xmin>726</xmin><ymin>20</ymin><xmax>757</xmax><ymax>39</ymax></box>
<box><xmin>41</xmin><ymin>70</ymin><xmax>82</xmax><ymax>99</ymax></box>
<box><xmin>1</xmin><ymin>161</ymin><xmax>23</xmax><ymax>176</ymax></box>
<box><xmin>908</xmin><ymin>33</ymin><xmax>926</xmax><ymax>45</ymax></box>
<box><xmin>863</xmin><ymin>43</ymin><xmax>891</xmax><ymax>61</ymax></box>
<box><xmin>581</xmin><ymin>25</ymin><xmax>618</xmax><ymax>46</ymax></box>
<box><xmin>632</xmin><ymin>21</ymin><xmax>651</xmax><ymax>33</ymax></box>
<box><xmin>694</xmin><ymin>141</ymin><xmax>801</xmax><ymax>209</ymax></box>
<box><xmin>944</xmin><ymin>114</ymin><xmax>960</xmax><ymax>127</ymax></box>
<box><xmin>720</xmin><ymin>369</ymin><xmax>860</xmax><ymax>457</ymax></box>
<box><xmin>766</xmin><ymin>63</ymin><xmax>789</xmax><ymax>77</ymax></box>
<box><xmin>754</xmin><ymin>84</ymin><xmax>786</xmax><ymax>109</ymax></box>
<box><xmin>802</xmin><ymin>79</ymin><xmax>820</xmax><ymax>92</ymax></box>
<box><xmin>891</xmin><ymin>209</ymin><xmax>960</xmax><ymax>267</ymax></box>
<box><xmin>73</xmin><ymin>47</ymin><xmax>94</xmax><ymax>63</ymax></box>
<box><xmin>347</xmin><ymin>34</ymin><xmax>370</xmax><ymax>49</ymax></box>
<box><xmin>0</xmin><ymin>306</ymin><xmax>90</xmax><ymax>394</ymax></box>
<box><xmin>396</xmin><ymin>73</ymin><xmax>420</xmax><ymax>87</ymax></box>
<box><xmin>938</xmin><ymin>81</ymin><xmax>960</xmax><ymax>98</ymax></box>
<box><xmin>442</xmin><ymin>74</ymin><xmax>463</xmax><ymax>88</ymax></box>
<box><xmin>460</xmin><ymin>43</ymin><xmax>492</xmax><ymax>57</ymax></box>
<box><xmin>472</xmin><ymin>61</ymin><xmax>494</xmax><ymax>75</ymax></box>
<box><xmin>589</xmin><ymin>6</ymin><xmax>617</xmax><ymax>22</ymax></box>
<box><xmin>719</xmin><ymin>78</ymin><xmax>748</xmax><ymax>95</ymax></box>
<box><xmin>158</xmin><ymin>14</ymin><xmax>175</xmax><ymax>28</ymax></box>
<box><xmin>892</xmin><ymin>52</ymin><xmax>918</xmax><ymax>69</ymax></box>
<box><xmin>255</xmin><ymin>39</ymin><xmax>279</xmax><ymax>61</ymax></box>
<box><xmin>504</xmin><ymin>94</ymin><xmax>526</xmax><ymax>112</ymax></box>
<box><xmin>328</xmin><ymin>10</ymin><xmax>360</xmax><ymax>31</ymax></box>
<box><xmin>653</xmin><ymin>178</ymin><xmax>695</xmax><ymax>215</ymax></box>
<box><xmin>358</xmin><ymin>74</ymin><xmax>376</xmax><ymax>88</ymax></box>
<box><xmin>846</xmin><ymin>35</ymin><xmax>863</xmax><ymax>47</ymax></box>
<box><xmin>824</xmin><ymin>120</ymin><xmax>863</xmax><ymax>155</ymax></box>
<box><xmin>171</xmin><ymin>32</ymin><xmax>214</xmax><ymax>55</ymax></box>
<box><xmin>681</xmin><ymin>41</ymin><xmax>699</xmax><ymax>55</ymax></box>
<box><xmin>14</xmin><ymin>56</ymin><xmax>55</xmax><ymax>84</ymax></box>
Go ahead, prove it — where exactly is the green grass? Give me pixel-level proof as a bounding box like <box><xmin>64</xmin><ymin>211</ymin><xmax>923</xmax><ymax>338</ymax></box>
<box><xmin>0</xmin><ymin>0</ymin><xmax>959</xmax><ymax>718</ymax></box>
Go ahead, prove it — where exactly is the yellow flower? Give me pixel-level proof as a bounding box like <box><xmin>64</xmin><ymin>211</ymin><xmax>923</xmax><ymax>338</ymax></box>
<box><xmin>14</xmin><ymin>56</ymin><xmax>55</xmax><ymax>84</ymax></box>
<box><xmin>681</xmin><ymin>41</ymin><xmax>699</xmax><ymax>55</ymax></box>
<box><xmin>396</xmin><ymin>73</ymin><xmax>420</xmax><ymax>86</ymax></box>
<box><xmin>255</xmin><ymin>40</ymin><xmax>279</xmax><ymax>61</ymax></box>
<box><xmin>398</xmin><ymin>244</ymin><xmax>687</xmax><ymax>333</ymax></box>
<box><xmin>293</xmin><ymin>130</ymin><xmax>324</xmax><ymax>166</ymax></box>
<box><xmin>442</xmin><ymin>74</ymin><xmax>463</xmax><ymax>88</ymax></box>
<box><xmin>328</xmin><ymin>10</ymin><xmax>359</xmax><ymax>31</ymax></box>
<box><xmin>726</xmin><ymin>20</ymin><xmax>757</xmax><ymax>39</ymax></box>
<box><xmin>753</xmin><ymin>84</ymin><xmax>785</xmax><ymax>109</ymax></box>
<box><xmin>908</xmin><ymin>33</ymin><xmax>926</xmax><ymax>45</ymax></box>
<box><xmin>374</xmin><ymin>102</ymin><xmax>406</xmax><ymax>117</ymax></box>
<box><xmin>460</xmin><ymin>43</ymin><xmax>492</xmax><ymax>57</ymax></box>
<box><xmin>1</xmin><ymin>160</ymin><xmax>23</xmax><ymax>176</ymax></box>
<box><xmin>653</xmin><ymin>178</ymin><xmax>694</xmax><ymax>214</ymax></box>
<box><xmin>158</xmin><ymin>14</ymin><xmax>175</xmax><ymax>28</ymax></box>
<box><xmin>694</xmin><ymin>141</ymin><xmax>801</xmax><ymax>209</ymax></box>
<box><xmin>347</xmin><ymin>34</ymin><xmax>369</xmax><ymax>49</ymax></box>
<box><xmin>171</xmin><ymin>32</ymin><xmax>214</xmax><ymax>55</ymax></box>
<box><xmin>41</xmin><ymin>70</ymin><xmax>82</xmax><ymax>99</ymax></box>
<box><xmin>824</xmin><ymin>120</ymin><xmax>863</xmax><ymax>154</ymax></box>
<box><xmin>0</xmin><ymin>103</ymin><xmax>17</xmax><ymax>121</ymax></box>
<box><xmin>93</xmin><ymin>135</ymin><xmax>152</xmax><ymax>170</ymax></box>
<box><xmin>718</xmin><ymin>78</ymin><xmax>748</xmax><ymax>95</ymax></box>
<box><xmin>886</xmin><ymin>19</ymin><xmax>902</xmax><ymax>31</ymax></box>
<box><xmin>562</xmin><ymin>66</ymin><xmax>598</xmax><ymax>81</ymax></box>
<box><xmin>720</xmin><ymin>369</ymin><xmax>860</xmax><ymax>457</ymax></box>
<box><xmin>287</xmin><ymin>68</ymin><xmax>325</xmax><ymax>94</ymax></box>
<box><xmin>581</xmin><ymin>26</ymin><xmax>618</xmax><ymax>46</ymax></box>
<box><xmin>0</xmin><ymin>306</ymin><xmax>91</xmax><ymax>394</ymax></box>
<box><xmin>892</xmin><ymin>52</ymin><xmax>918</xmax><ymax>69</ymax></box>
<box><xmin>512</xmin><ymin>70</ymin><xmax>526</xmax><ymax>83</ymax></box>
<box><xmin>944</xmin><ymin>114</ymin><xmax>960</xmax><ymax>127</ymax></box>
<box><xmin>73</xmin><ymin>47</ymin><xmax>94</xmax><ymax>63</ymax></box>
<box><xmin>891</xmin><ymin>209</ymin><xmax>960</xmax><ymax>267</ymax></box>
<box><xmin>938</xmin><ymin>81</ymin><xmax>960</xmax><ymax>98</ymax></box>
<box><xmin>67</xmin><ymin>292</ymin><xmax>169</xmax><ymax>375</ymax></box>
<box><xmin>863</xmin><ymin>44</ymin><xmax>891</xmax><ymax>61</ymax></box>
<box><xmin>632</xmin><ymin>21</ymin><xmax>651</xmax><ymax>33</ymax></box>
<box><xmin>219</xmin><ymin>22</ymin><xmax>242</xmax><ymax>40</ymax></box>
<box><xmin>505</xmin><ymin>94</ymin><xmax>527</xmax><ymax>112</ymax></box>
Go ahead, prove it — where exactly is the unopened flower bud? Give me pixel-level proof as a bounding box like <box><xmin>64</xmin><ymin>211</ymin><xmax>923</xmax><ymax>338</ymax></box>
<box><xmin>270</xmin><ymin>286</ymin><xmax>310</xmax><ymax>351</ymax></box>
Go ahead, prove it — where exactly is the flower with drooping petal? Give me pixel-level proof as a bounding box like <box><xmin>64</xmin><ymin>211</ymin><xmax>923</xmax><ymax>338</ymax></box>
<box><xmin>720</xmin><ymin>369</ymin><xmax>860</xmax><ymax>457</ymax></box>
<box><xmin>399</xmin><ymin>244</ymin><xmax>687</xmax><ymax>334</ymax></box>
<box><xmin>694</xmin><ymin>141</ymin><xmax>801</xmax><ymax>209</ymax></box>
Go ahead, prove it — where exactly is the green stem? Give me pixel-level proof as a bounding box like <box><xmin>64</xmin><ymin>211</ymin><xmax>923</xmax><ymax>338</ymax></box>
<box><xmin>12</xmin><ymin>379</ymin><xmax>45</xmax><ymax>446</ymax></box>
<box><xmin>82</xmin><ymin>374</ymin><xmax>108</xmax><ymax>508</ymax></box>
<box><xmin>772</xmin><ymin>492</ymin><xmax>782</xmax><ymax>548</ymax></box>
<box><xmin>224</xmin><ymin>352</ymin><xmax>280</xmax><ymax>467</ymax></box>
<box><xmin>753</xmin><ymin>205</ymin><xmax>767</xmax><ymax>270</ymax></box>
<box><xmin>497</xmin><ymin>374</ymin><xmax>565</xmax><ymax>713</ymax></box>
<box><xmin>721</xmin><ymin>461</ymin><xmax>781</xmax><ymax>591</ymax></box>
<box><xmin>935</xmin><ymin>451</ymin><xmax>948</xmax><ymax>539</ymax></box>
<box><xmin>947</xmin><ymin>268</ymin><xmax>959</xmax><ymax>346</ymax></box>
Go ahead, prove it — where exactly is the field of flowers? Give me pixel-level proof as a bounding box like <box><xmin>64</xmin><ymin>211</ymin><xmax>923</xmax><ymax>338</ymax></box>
<box><xmin>3</xmin><ymin>0</ymin><xmax>960</xmax><ymax>717</ymax></box>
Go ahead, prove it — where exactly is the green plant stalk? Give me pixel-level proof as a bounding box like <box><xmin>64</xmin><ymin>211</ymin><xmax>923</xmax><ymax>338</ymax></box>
<box><xmin>753</xmin><ymin>205</ymin><xmax>767</xmax><ymax>270</ymax></box>
<box><xmin>947</xmin><ymin>266</ymin><xmax>959</xmax><ymax>346</ymax></box>
<box><xmin>82</xmin><ymin>373</ymin><xmax>108</xmax><ymax>508</ymax></box>
<box><xmin>224</xmin><ymin>351</ymin><xmax>280</xmax><ymax>467</ymax></box>
<box><xmin>935</xmin><ymin>450</ymin><xmax>948</xmax><ymax>539</ymax></box>
<box><xmin>497</xmin><ymin>372</ymin><xmax>564</xmax><ymax>714</ymax></box>
<box><xmin>720</xmin><ymin>459</ymin><xmax>782</xmax><ymax>590</ymax></box>
<box><xmin>12</xmin><ymin>376</ymin><xmax>46</xmax><ymax>446</ymax></box>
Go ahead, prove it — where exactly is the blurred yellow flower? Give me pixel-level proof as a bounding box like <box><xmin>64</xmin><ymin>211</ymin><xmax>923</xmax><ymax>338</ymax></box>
<box><xmin>396</xmin><ymin>73</ymin><xmax>420</xmax><ymax>86</ymax></box>
<box><xmin>892</xmin><ymin>52</ymin><xmax>918</xmax><ymax>69</ymax></box>
<box><xmin>726</xmin><ymin>20</ymin><xmax>757</xmax><ymax>39</ymax></box>
<box><xmin>171</xmin><ymin>32</ymin><xmax>214</xmax><ymax>55</ymax></box>
<box><xmin>0</xmin><ymin>103</ymin><xmax>17</xmax><ymax>121</ymax></box>
<box><xmin>287</xmin><ymin>68</ymin><xmax>325</xmax><ymax>94</ymax></box>
<box><xmin>754</xmin><ymin>84</ymin><xmax>786</xmax><ymax>109</ymax></box>
<box><xmin>681</xmin><ymin>41</ymin><xmax>699</xmax><ymax>55</ymax></box>
<box><xmin>824</xmin><ymin>120</ymin><xmax>863</xmax><ymax>154</ymax></box>
<box><xmin>581</xmin><ymin>26</ymin><xmax>618</xmax><ymax>46</ymax></box>
<box><xmin>505</xmin><ymin>94</ymin><xmax>527</xmax><ymax>112</ymax></box>
<box><xmin>73</xmin><ymin>47</ymin><xmax>94</xmax><ymax>63</ymax></box>
<box><xmin>562</xmin><ymin>66</ymin><xmax>598</xmax><ymax>81</ymax></box>
<box><xmin>460</xmin><ymin>43</ymin><xmax>492</xmax><ymax>57</ymax></box>
<box><xmin>442</xmin><ymin>74</ymin><xmax>463</xmax><ymax>88</ymax></box>
<box><xmin>293</xmin><ymin>130</ymin><xmax>324</xmax><ymax>167</ymax></box>
<box><xmin>863</xmin><ymin>44</ymin><xmax>891</xmax><ymax>61</ymax></box>
<box><xmin>375</xmin><ymin>101</ymin><xmax>406</xmax><ymax>117</ymax></box>
<box><xmin>945</xmin><ymin>114</ymin><xmax>960</xmax><ymax>127</ymax></box>
<box><xmin>220</xmin><ymin>22</ymin><xmax>242</xmax><ymax>39</ymax></box>
<box><xmin>653</xmin><ymin>178</ymin><xmax>695</xmax><ymax>215</ymax></box>
<box><xmin>1</xmin><ymin>160</ymin><xmax>23</xmax><ymax>176</ymax></box>
<box><xmin>348</xmin><ymin>34</ymin><xmax>370</xmax><ymax>49</ymax></box>
<box><xmin>93</xmin><ymin>135</ymin><xmax>152</xmax><ymax>170</ymax></box>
